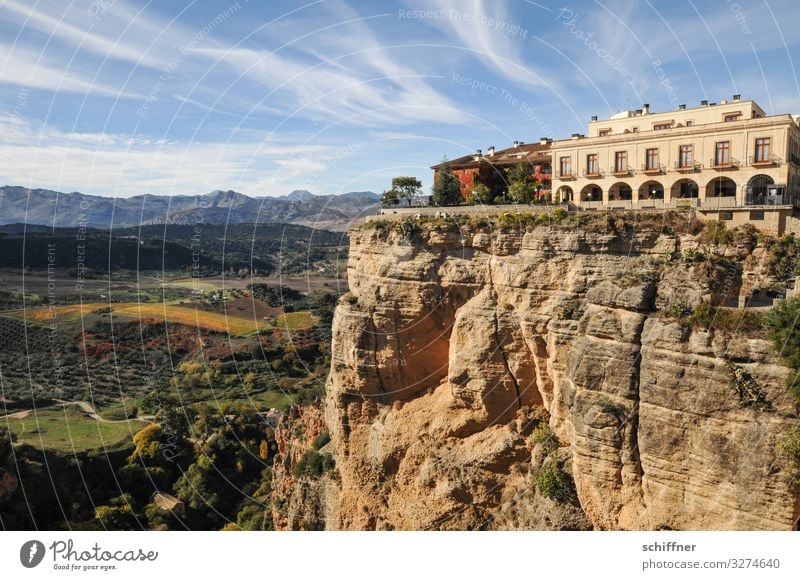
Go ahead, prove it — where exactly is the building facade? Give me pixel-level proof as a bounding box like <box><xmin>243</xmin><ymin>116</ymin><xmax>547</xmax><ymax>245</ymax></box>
<box><xmin>549</xmin><ymin>97</ymin><xmax>800</xmax><ymax>222</ymax></box>
<box><xmin>431</xmin><ymin>139</ymin><xmax>552</xmax><ymax>201</ymax></box>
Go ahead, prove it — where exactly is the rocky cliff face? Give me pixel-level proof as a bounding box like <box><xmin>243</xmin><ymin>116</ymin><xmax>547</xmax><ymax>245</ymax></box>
<box><xmin>323</xmin><ymin>215</ymin><xmax>800</xmax><ymax>530</ymax></box>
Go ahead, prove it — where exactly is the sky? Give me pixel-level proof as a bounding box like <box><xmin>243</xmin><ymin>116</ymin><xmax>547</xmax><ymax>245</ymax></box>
<box><xmin>1</xmin><ymin>0</ymin><xmax>799</xmax><ymax>197</ymax></box>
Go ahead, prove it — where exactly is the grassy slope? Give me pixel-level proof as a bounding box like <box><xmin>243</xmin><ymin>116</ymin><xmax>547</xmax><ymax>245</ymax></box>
<box><xmin>5</xmin><ymin>406</ymin><xmax>144</xmax><ymax>452</ymax></box>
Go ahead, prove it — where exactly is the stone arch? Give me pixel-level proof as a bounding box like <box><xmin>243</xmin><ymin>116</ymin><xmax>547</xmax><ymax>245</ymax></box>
<box><xmin>608</xmin><ymin>181</ymin><xmax>633</xmax><ymax>201</ymax></box>
<box><xmin>580</xmin><ymin>183</ymin><xmax>603</xmax><ymax>202</ymax></box>
<box><xmin>556</xmin><ymin>185</ymin><xmax>574</xmax><ymax>203</ymax></box>
<box><xmin>638</xmin><ymin>180</ymin><xmax>665</xmax><ymax>200</ymax></box>
<box><xmin>706</xmin><ymin>176</ymin><xmax>737</xmax><ymax>197</ymax></box>
<box><xmin>671</xmin><ymin>178</ymin><xmax>699</xmax><ymax>199</ymax></box>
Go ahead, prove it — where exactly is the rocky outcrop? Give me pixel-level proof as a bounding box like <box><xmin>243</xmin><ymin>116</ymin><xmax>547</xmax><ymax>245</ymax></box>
<box><xmin>270</xmin><ymin>404</ymin><xmax>338</xmax><ymax>530</ymax></box>
<box><xmin>323</xmin><ymin>216</ymin><xmax>800</xmax><ymax>530</ymax></box>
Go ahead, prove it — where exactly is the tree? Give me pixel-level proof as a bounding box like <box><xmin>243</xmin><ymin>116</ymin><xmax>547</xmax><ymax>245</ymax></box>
<box><xmin>507</xmin><ymin>180</ymin><xmax>533</xmax><ymax>204</ymax></box>
<box><xmin>506</xmin><ymin>162</ymin><xmax>533</xmax><ymax>184</ymax></box>
<box><xmin>431</xmin><ymin>162</ymin><xmax>462</xmax><ymax>206</ymax></box>
<box><xmin>471</xmin><ymin>183</ymin><xmax>492</xmax><ymax>205</ymax></box>
<box><xmin>391</xmin><ymin>176</ymin><xmax>422</xmax><ymax>206</ymax></box>
<box><xmin>380</xmin><ymin>189</ymin><xmax>400</xmax><ymax>207</ymax></box>
<box><xmin>505</xmin><ymin>162</ymin><xmax>534</xmax><ymax>204</ymax></box>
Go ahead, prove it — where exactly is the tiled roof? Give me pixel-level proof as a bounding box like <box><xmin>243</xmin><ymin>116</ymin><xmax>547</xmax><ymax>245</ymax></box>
<box><xmin>432</xmin><ymin>142</ymin><xmax>552</xmax><ymax>170</ymax></box>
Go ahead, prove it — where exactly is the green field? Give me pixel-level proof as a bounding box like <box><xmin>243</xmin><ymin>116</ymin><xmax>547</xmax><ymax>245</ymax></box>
<box><xmin>5</xmin><ymin>406</ymin><xmax>145</xmax><ymax>452</ymax></box>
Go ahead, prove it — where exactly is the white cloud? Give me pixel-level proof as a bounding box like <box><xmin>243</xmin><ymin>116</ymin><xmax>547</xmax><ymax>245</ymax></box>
<box><xmin>0</xmin><ymin>115</ymin><xmax>345</xmax><ymax>196</ymax></box>
<box><xmin>0</xmin><ymin>44</ymin><xmax>139</xmax><ymax>98</ymax></box>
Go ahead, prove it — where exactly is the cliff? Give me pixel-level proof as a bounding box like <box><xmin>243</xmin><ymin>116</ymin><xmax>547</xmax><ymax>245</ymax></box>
<box><xmin>320</xmin><ymin>212</ymin><xmax>800</xmax><ymax>530</ymax></box>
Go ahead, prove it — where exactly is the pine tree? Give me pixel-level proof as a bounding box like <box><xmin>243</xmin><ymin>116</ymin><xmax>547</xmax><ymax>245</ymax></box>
<box><xmin>431</xmin><ymin>162</ymin><xmax>462</xmax><ymax>206</ymax></box>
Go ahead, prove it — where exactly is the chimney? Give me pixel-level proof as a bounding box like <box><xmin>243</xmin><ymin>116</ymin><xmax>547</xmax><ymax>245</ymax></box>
<box><xmin>519</xmin><ymin>141</ymin><xmax>524</xmax><ymax>146</ymax></box>
<box><xmin>590</xmin><ymin>115</ymin><xmax>598</xmax><ymax>122</ymax></box>
<box><xmin>635</xmin><ymin>109</ymin><xmax>643</xmax><ymax>115</ymax></box>
<box><xmin>487</xmin><ymin>146</ymin><xmax>495</xmax><ymax>157</ymax></box>
<box><xmin>642</xmin><ymin>103</ymin><xmax>650</xmax><ymax>114</ymax></box>
<box><xmin>571</xmin><ymin>133</ymin><xmax>580</xmax><ymax>140</ymax></box>
<box><xmin>473</xmin><ymin>149</ymin><xmax>482</xmax><ymax>161</ymax></box>
<box><xmin>733</xmin><ymin>94</ymin><xmax>741</xmax><ymax>102</ymax></box>
<box><xmin>720</xmin><ymin>99</ymin><xmax>728</xmax><ymax>104</ymax></box>
<box><xmin>709</xmin><ymin>102</ymin><xmax>717</xmax><ymax>106</ymax></box>
<box><xmin>678</xmin><ymin>104</ymin><xmax>686</xmax><ymax>110</ymax></box>
<box><xmin>539</xmin><ymin>137</ymin><xmax>550</xmax><ymax>145</ymax></box>
<box><xmin>513</xmin><ymin>140</ymin><xmax>520</xmax><ymax>148</ymax></box>
<box><xmin>701</xmin><ymin>100</ymin><xmax>708</xmax><ymax>107</ymax></box>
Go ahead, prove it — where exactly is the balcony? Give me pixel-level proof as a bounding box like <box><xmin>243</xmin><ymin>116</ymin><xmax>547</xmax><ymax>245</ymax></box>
<box><xmin>745</xmin><ymin>190</ymin><xmax>793</xmax><ymax>206</ymax></box>
<box><xmin>556</xmin><ymin>171</ymin><xmax>576</xmax><ymax>179</ymax></box>
<box><xmin>674</xmin><ymin>161</ymin><xmax>702</xmax><ymax>172</ymax></box>
<box><xmin>610</xmin><ymin>165</ymin><xmax>631</xmax><ymax>176</ymax></box>
<box><xmin>581</xmin><ymin>169</ymin><xmax>604</xmax><ymax>178</ymax></box>
<box><xmin>708</xmin><ymin>157</ymin><xmax>741</xmax><ymax>170</ymax></box>
<box><xmin>749</xmin><ymin>155</ymin><xmax>782</xmax><ymax>167</ymax></box>
<box><xmin>641</xmin><ymin>163</ymin><xmax>665</xmax><ymax>175</ymax></box>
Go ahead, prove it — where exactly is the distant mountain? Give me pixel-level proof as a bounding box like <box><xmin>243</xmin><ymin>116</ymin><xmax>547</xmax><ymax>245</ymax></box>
<box><xmin>0</xmin><ymin>186</ymin><xmax>380</xmax><ymax>231</ymax></box>
<box><xmin>280</xmin><ymin>189</ymin><xmax>315</xmax><ymax>201</ymax></box>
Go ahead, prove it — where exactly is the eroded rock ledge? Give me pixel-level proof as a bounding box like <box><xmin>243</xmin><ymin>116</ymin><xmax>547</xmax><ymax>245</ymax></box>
<box><xmin>322</xmin><ymin>218</ymin><xmax>800</xmax><ymax>530</ymax></box>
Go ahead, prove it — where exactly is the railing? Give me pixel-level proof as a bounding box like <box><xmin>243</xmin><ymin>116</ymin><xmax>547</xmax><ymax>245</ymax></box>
<box><xmin>556</xmin><ymin>171</ymin><xmax>576</xmax><ymax>179</ymax></box>
<box><xmin>701</xmin><ymin>196</ymin><xmax>738</xmax><ymax>209</ymax></box>
<box><xmin>581</xmin><ymin>169</ymin><xmax>604</xmax><ymax>178</ymax></box>
<box><xmin>673</xmin><ymin>161</ymin><xmax>702</xmax><ymax>171</ymax></box>
<box><xmin>748</xmin><ymin>155</ymin><xmax>782</xmax><ymax>166</ymax></box>
<box><xmin>708</xmin><ymin>157</ymin><xmax>741</xmax><ymax>169</ymax></box>
<box><xmin>610</xmin><ymin>165</ymin><xmax>631</xmax><ymax>175</ymax></box>
<box><xmin>745</xmin><ymin>192</ymin><xmax>793</xmax><ymax>206</ymax></box>
<box><xmin>607</xmin><ymin>200</ymin><xmax>633</xmax><ymax>210</ymax></box>
<box><xmin>640</xmin><ymin>164</ymin><xmax>665</xmax><ymax>174</ymax></box>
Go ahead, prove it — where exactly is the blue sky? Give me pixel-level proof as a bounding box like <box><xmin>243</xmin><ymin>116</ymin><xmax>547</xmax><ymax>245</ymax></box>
<box><xmin>1</xmin><ymin>0</ymin><xmax>799</xmax><ymax>197</ymax></box>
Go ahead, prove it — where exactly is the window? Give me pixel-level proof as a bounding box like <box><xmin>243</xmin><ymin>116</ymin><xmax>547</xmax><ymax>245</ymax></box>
<box><xmin>598</xmin><ymin>129</ymin><xmax>610</xmax><ymax>137</ymax></box>
<box><xmin>614</xmin><ymin>151</ymin><xmax>627</xmax><ymax>173</ymax></box>
<box><xmin>685</xmin><ymin>120</ymin><xmax>694</xmax><ymax>127</ymax></box>
<box><xmin>755</xmin><ymin>137</ymin><xmax>771</xmax><ymax>162</ymax></box>
<box><xmin>645</xmin><ymin>148</ymin><xmax>659</xmax><ymax>170</ymax></box>
<box><xmin>749</xmin><ymin>211</ymin><xmax>765</xmax><ymax>220</ymax></box>
<box><xmin>679</xmin><ymin>144</ymin><xmax>694</xmax><ymax>168</ymax></box>
<box><xmin>720</xmin><ymin>211</ymin><xmax>733</xmax><ymax>220</ymax></box>
<box><xmin>653</xmin><ymin>123</ymin><xmax>671</xmax><ymax>130</ymax></box>
<box><xmin>715</xmin><ymin>141</ymin><xmax>731</xmax><ymax>166</ymax></box>
<box><xmin>586</xmin><ymin>154</ymin><xmax>598</xmax><ymax>175</ymax></box>
<box><xmin>559</xmin><ymin>156</ymin><xmax>572</xmax><ymax>177</ymax></box>
<box><xmin>631</xmin><ymin>127</ymin><xmax>639</xmax><ymax>133</ymax></box>
<box><xmin>724</xmin><ymin>113</ymin><xmax>741</xmax><ymax>122</ymax></box>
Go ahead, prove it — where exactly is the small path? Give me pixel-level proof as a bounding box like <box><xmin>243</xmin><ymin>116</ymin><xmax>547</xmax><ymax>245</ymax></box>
<box><xmin>0</xmin><ymin>400</ymin><xmax>154</xmax><ymax>424</ymax></box>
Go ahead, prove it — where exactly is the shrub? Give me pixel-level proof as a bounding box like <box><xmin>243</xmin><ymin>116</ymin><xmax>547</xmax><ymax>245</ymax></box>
<box><xmin>531</xmin><ymin>423</ymin><xmax>557</xmax><ymax>456</ymax></box>
<box><xmin>396</xmin><ymin>218</ymin><xmax>422</xmax><ymax>242</ymax></box>
<box><xmin>700</xmin><ymin>221</ymin><xmax>733</xmax><ymax>246</ymax></box>
<box><xmin>764</xmin><ymin>235</ymin><xmax>800</xmax><ymax>280</ymax></box>
<box><xmin>765</xmin><ymin>296</ymin><xmax>800</xmax><ymax>400</ymax></box>
<box><xmin>470</xmin><ymin>183</ymin><xmax>492</xmax><ymax>205</ymax></box>
<box><xmin>293</xmin><ymin>449</ymin><xmax>335</xmax><ymax>477</ymax></box>
<box><xmin>726</xmin><ymin>361</ymin><xmax>771</xmax><ymax>410</ymax></box>
<box><xmin>535</xmin><ymin>461</ymin><xmax>568</xmax><ymax>501</ymax></box>
<box><xmin>365</xmin><ymin>219</ymin><xmax>391</xmax><ymax>230</ymax></box>
<box><xmin>312</xmin><ymin>431</ymin><xmax>331</xmax><ymax>450</ymax></box>
<box><xmin>777</xmin><ymin>427</ymin><xmax>800</xmax><ymax>487</ymax></box>
<box><xmin>679</xmin><ymin>248</ymin><xmax>704</xmax><ymax>264</ymax></box>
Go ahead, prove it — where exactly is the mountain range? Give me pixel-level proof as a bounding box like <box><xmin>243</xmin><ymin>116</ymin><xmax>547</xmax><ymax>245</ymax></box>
<box><xmin>0</xmin><ymin>186</ymin><xmax>379</xmax><ymax>231</ymax></box>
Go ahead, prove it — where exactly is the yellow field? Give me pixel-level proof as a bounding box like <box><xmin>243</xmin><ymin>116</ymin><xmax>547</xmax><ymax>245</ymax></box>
<box><xmin>14</xmin><ymin>302</ymin><xmax>316</xmax><ymax>336</ymax></box>
<box><xmin>22</xmin><ymin>303</ymin><xmax>104</xmax><ymax>322</ymax></box>
<box><xmin>273</xmin><ymin>311</ymin><xmax>316</xmax><ymax>330</ymax></box>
